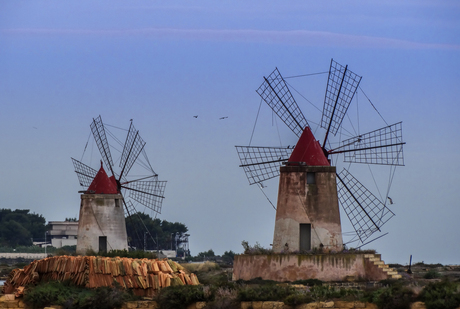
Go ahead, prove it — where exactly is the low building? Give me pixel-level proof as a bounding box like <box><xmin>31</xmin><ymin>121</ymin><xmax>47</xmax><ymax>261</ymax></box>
<box><xmin>48</xmin><ymin>221</ymin><xmax>78</xmax><ymax>248</ymax></box>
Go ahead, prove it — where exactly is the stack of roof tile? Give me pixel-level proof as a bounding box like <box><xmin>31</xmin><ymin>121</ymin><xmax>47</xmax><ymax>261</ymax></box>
<box><xmin>2</xmin><ymin>256</ymin><xmax>199</xmax><ymax>297</ymax></box>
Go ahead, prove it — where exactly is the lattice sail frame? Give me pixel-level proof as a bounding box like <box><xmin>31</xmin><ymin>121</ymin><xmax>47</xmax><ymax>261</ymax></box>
<box><xmin>256</xmin><ymin>68</ymin><xmax>309</xmax><ymax>138</ymax></box>
<box><xmin>236</xmin><ymin>146</ymin><xmax>293</xmax><ymax>185</ymax></box>
<box><xmin>337</xmin><ymin>169</ymin><xmax>395</xmax><ymax>242</ymax></box>
<box><xmin>120</xmin><ymin>122</ymin><xmax>146</xmax><ymax>177</ymax></box>
<box><xmin>125</xmin><ymin>180</ymin><xmax>167</xmax><ymax>214</ymax></box>
<box><xmin>338</xmin><ymin>122</ymin><xmax>405</xmax><ymax>166</ymax></box>
<box><xmin>71</xmin><ymin>158</ymin><xmax>97</xmax><ymax>187</ymax></box>
<box><xmin>90</xmin><ymin>116</ymin><xmax>114</xmax><ymax>173</ymax></box>
<box><xmin>321</xmin><ymin>59</ymin><xmax>362</xmax><ymax>137</ymax></box>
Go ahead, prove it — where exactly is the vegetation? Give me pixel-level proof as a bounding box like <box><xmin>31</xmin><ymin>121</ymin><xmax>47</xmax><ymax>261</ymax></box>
<box><xmin>0</xmin><ymin>209</ymin><xmax>48</xmax><ymax>247</ymax></box>
<box><xmin>363</xmin><ymin>281</ymin><xmax>415</xmax><ymax>309</ymax></box>
<box><xmin>156</xmin><ymin>285</ymin><xmax>207</xmax><ymax>309</ymax></box>
<box><xmin>418</xmin><ymin>279</ymin><xmax>460</xmax><ymax>309</ymax></box>
<box><xmin>125</xmin><ymin>212</ymin><xmax>188</xmax><ymax>252</ymax></box>
<box><xmin>23</xmin><ymin>280</ymin><xmax>139</xmax><ymax>309</ymax></box>
<box><xmin>241</xmin><ymin>240</ymin><xmax>376</xmax><ymax>256</ymax></box>
<box><xmin>83</xmin><ymin>249</ymin><xmax>157</xmax><ymax>259</ymax></box>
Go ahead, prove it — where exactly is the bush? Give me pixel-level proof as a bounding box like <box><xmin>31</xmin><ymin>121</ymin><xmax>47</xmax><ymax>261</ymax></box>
<box><xmin>237</xmin><ymin>284</ymin><xmax>294</xmax><ymax>302</ymax></box>
<box><xmin>283</xmin><ymin>291</ymin><xmax>314</xmax><ymax>306</ymax></box>
<box><xmin>369</xmin><ymin>283</ymin><xmax>415</xmax><ymax>309</ymax></box>
<box><xmin>418</xmin><ymin>279</ymin><xmax>460</xmax><ymax>309</ymax></box>
<box><xmin>23</xmin><ymin>280</ymin><xmax>139</xmax><ymax>309</ymax></box>
<box><xmin>423</xmin><ymin>269</ymin><xmax>441</xmax><ymax>279</ymax></box>
<box><xmin>156</xmin><ymin>285</ymin><xmax>208</xmax><ymax>309</ymax></box>
<box><xmin>291</xmin><ymin>279</ymin><xmax>323</xmax><ymax>286</ymax></box>
<box><xmin>84</xmin><ymin>249</ymin><xmax>156</xmax><ymax>259</ymax></box>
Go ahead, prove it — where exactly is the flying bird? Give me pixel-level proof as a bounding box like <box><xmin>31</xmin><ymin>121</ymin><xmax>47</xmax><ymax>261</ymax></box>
<box><xmin>387</xmin><ymin>197</ymin><xmax>393</xmax><ymax>205</ymax></box>
<box><xmin>219</xmin><ymin>116</ymin><xmax>228</xmax><ymax>120</ymax></box>
<box><xmin>193</xmin><ymin>115</ymin><xmax>198</xmax><ymax>118</ymax></box>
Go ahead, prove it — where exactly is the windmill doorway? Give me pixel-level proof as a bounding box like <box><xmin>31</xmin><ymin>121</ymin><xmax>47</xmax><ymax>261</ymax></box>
<box><xmin>299</xmin><ymin>224</ymin><xmax>311</xmax><ymax>251</ymax></box>
<box><xmin>99</xmin><ymin>236</ymin><xmax>107</xmax><ymax>253</ymax></box>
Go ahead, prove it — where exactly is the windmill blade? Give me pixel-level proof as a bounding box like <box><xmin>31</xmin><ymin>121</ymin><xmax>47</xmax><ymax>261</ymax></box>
<box><xmin>321</xmin><ymin>60</ymin><xmax>362</xmax><ymax>145</ymax></box>
<box><xmin>235</xmin><ymin>145</ymin><xmax>293</xmax><ymax>185</ymax></box>
<box><xmin>337</xmin><ymin>169</ymin><xmax>395</xmax><ymax>243</ymax></box>
<box><xmin>90</xmin><ymin>115</ymin><xmax>114</xmax><ymax>175</ymax></box>
<box><xmin>119</xmin><ymin>122</ymin><xmax>146</xmax><ymax>180</ymax></box>
<box><xmin>256</xmin><ymin>68</ymin><xmax>309</xmax><ymax>138</ymax></box>
<box><xmin>123</xmin><ymin>180</ymin><xmax>167</xmax><ymax>214</ymax></box>
<box><xmin>71</xmin><ymin>157</ymin><xmax>97</xmax><ymax>188</ymax></box>
<box><xmin>330</xmin><ymin>122</ymin><xmax>405</xmax><ymax>166</ymax></box>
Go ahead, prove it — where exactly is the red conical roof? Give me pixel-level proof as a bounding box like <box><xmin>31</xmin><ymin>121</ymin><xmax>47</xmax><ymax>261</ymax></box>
<box><xmin>87</xmin><ymin>162</ymin><xmax>118</xmax><ymax>194</ymax></box>
<box><xmin>288</xmin><ymin>127</ymin><xmax>330</xmax><ymax>166</ymax></box>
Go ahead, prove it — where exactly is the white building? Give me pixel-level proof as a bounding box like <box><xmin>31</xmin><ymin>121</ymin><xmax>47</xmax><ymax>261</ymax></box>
<box><xmin>48</xmin><ymin>221</ymin><xmax>78</xmax><ymax>248</ymax></box>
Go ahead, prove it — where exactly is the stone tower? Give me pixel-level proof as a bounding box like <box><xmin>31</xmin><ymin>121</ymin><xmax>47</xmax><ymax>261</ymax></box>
<box><xmin>272</xmin><ymin>165</ymin><xmax>343</xmax><ymax>252</ymax></box>
<box><xmin>272</xmin><ymin>127</ymin><xmax>343</xmax><ymax>252</ymax></box>
<box><xmin>76</xmin><ymin>163</ymin><xmax>128</xmax><ymax>255</ymax></box>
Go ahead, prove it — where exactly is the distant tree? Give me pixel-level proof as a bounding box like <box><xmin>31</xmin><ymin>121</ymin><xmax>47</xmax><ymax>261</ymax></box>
<box><xmin>0</xmin><ymin>209</ymin><xmax>47</xmax><ymax>247</ymax></box>
<box><xmin>197</xmin><ymin>249</ymin><xmax>215</xmax><ymax>260</ymax></box>
<box><xmin>65</xmin><ymin>217</ymin><xmax>78</xmax><ymax>222</ymax></box>
<box><xmin>125</xmin><ymin>212</ymin><xmax>188</xmax><ymax>251</ymax></box>
<box><xmin>222</xmin><ymin>250</ymin><xmax>235</xmax><ymax>263</ymax></box>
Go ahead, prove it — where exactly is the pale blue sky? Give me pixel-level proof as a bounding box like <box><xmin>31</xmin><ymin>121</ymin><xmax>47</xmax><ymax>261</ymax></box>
<box><xmin>1</xmin><ymin>1</ymin><xmax>459</xmax><ymax>264</ymax></box>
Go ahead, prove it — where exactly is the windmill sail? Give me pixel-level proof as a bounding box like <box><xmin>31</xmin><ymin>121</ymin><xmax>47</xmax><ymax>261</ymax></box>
<box><xmin>321</xmin><ymin>60</ymin><xmax>362</xmax><ymax>143</ymax></box>
<box><xmin>124</xmin><ymin>180</ymin><xmax>167</xmax><ymax>214</ymax></box>
<box><xmin>90</xmin><ymin>116</ymin><xmax>114</xmax><ymax>175</ymax></box>
<box><xmin>256</xmin><ymin>68</ymin><xmax>309</xmax><ymax>138</ymax></box>
<box><xmin>337</xmin><ymin>169</ymin><xmax>395</xmax><ymax>242</ymax></box>
<box><xmin>71</xmin><ymin>158</ymin><xmax>98</xmax><ymax>188</ymax></box>
<box><xmin>331</xmin><ymin>122</ymin><xmax>405</xmax><ymax>166</ymax></box>
<box><xmin>235</xmin><ymin>145</ymin><xmax>293</xmax><ymax>185</ymax></box>
<box><xmin>119</xmin><ymin>122</ymin><xmax>146</xmax><ymax>179</ymax></box>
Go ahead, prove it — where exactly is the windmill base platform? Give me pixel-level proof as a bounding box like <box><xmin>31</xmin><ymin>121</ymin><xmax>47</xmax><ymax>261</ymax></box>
<box><xmin>76</xmin><ymin>194</ymin><xmax>128</xmax><ymax>255</ymax></box>
<box><xmin>232</xmin><ymin>253</ymin><xmax>401</xmax><ymax>282</ymax></box>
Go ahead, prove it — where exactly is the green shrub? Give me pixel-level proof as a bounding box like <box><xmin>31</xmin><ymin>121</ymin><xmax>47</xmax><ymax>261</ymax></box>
<box><xmin>237</xmin><ymin>284</ymin><xmax>294</xmax><ymax>302</ymax></box>
<box><xmin>23</xmin><ymin>280</ymin><xmax>139</xmax><ymax>309</ymax></box>
<box><xmin>283</xmin><ymin>291</ymin><xmax>314</xmax><ymax>305</ymax></box>
<box><xmin>369</xmin><ymin>283</ymin><xmax>415</xmax><ymax>309</ymax></box>
<box><xmin>418</xmin><ymin>279</ymin><xmax>460</xmax><ymax>309</ymax></box>
<box><xmin>24</xmin><ymin>281</ymin><xmax>73</xmax><ymax>309</ymax></box>
<box><xmin>84</xmin><ymin>249</ymin><xmax>156</xmax><ymax>259</ymax></box>
<box><xmin>156</xmin><ymin>285</ymin><xmax>207</xmax><ymax>309</ymax></box>
<box><xmin>291</xmin><ymin>279</ymin><xmax>323</xmax><ymax>286</ymax></box>
<box><xmin>423</xmin><ymin>269</ymin><xmax>441</xmax><ymax>279</ymax></box>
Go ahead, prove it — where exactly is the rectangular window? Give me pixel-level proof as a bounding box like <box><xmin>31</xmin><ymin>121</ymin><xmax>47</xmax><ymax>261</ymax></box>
<box><xmin>299</xmin><ymin>224</ymin><xmax>311</xmax><ymax>251</ymax></box>
<box><xmin>307</xmin><ymin>172</ymin><xmax>316</xmax><ymax>184</ymax></box>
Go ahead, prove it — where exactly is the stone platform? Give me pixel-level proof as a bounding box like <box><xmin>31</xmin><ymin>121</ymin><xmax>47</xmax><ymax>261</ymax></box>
<box><xmin>233</xmin><ymin>253</ymin><xmax>401</xmax><ymax>282</ymax></box>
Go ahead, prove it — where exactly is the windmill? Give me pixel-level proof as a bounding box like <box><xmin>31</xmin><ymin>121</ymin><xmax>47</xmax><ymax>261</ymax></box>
<box><xmin>236</xmin><ymin>59</ymin><xmax>405</xmax><ymax>252</ymax></box>
<box><xmin>71</xmin><ymin>116</ymin><xmax>166</xmax><ymax>253</ymax></box>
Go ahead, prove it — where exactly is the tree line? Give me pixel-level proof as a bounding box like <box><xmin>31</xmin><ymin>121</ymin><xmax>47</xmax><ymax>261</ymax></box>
<box><xmin>0</xmin><ymin>208</ymin><xmax>189</xmax><ymax>253</ymax></box>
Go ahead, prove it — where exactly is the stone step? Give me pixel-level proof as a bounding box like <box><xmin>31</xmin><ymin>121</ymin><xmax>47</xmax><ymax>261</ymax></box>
<box><xmin>391</xmin><ymin>274</ymin><xmax>402</xmax><ymax>279</ymax></box>
<box><xmin>386</xmin><ymin>271</ymin><xmax>398</xmax><ymax>276</ymax></box>
<box><xmin>373</xmin><ymin>261</ymin><xmax>385</xmax><ymax>266</ymax></box>
<box><xmin>378</xmin><ymin>264</ymin><xmax>390</xmax><ymax>269</ymax></box>
<box><xmin>364</xmin><ymin>254</ymin><xmax>374</xmax><ymax>258</ymax></box>
<box><xmin>382</xmin><ymin>267</ymin><xmax>394</xmax><ymax>272</ymax></box>
<box><xmin>369</xmin><ymin>258</ymin><xmax>382</xmax><ymax>263</ymax></box>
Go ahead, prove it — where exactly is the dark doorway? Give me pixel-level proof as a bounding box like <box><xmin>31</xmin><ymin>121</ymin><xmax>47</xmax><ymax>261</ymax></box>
<box><xmin>99</xmin><ymin>236</ymin><xmax>107</xmax><ymax>253</ymax></box>
<box><xmin>299</xmin><ymin>224</ymin><xmax>311</xmax><ymax>251</ymax></box>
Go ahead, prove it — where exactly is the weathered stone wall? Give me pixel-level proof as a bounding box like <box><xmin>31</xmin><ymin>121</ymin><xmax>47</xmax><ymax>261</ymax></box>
<box><xmin>76</xmin><ymin>194</ymin><xmax>128</xmax><ymax>255</ymax></box>
<box><xmin>233</xmin><ymin>254</ymin><xmax>388</xmax><ymax>282</ymax></box>
<box><xmin>273</xmin><ymin>166</ymin><xmax>342</xmax><ymax>253</ymax></box>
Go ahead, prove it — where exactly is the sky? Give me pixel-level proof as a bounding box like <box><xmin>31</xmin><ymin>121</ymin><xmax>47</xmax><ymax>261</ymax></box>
<box><xmin>1</xmin><ymin>1</ymin><xmax>459</xmax><ymax>265</ymax></box>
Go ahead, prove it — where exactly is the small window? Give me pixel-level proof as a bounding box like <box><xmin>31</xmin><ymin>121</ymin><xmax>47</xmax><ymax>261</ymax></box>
<box><xmin>307</xmin><ymin>172</ymin><xmax>315</xmax><ymax>184</ymax></box>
